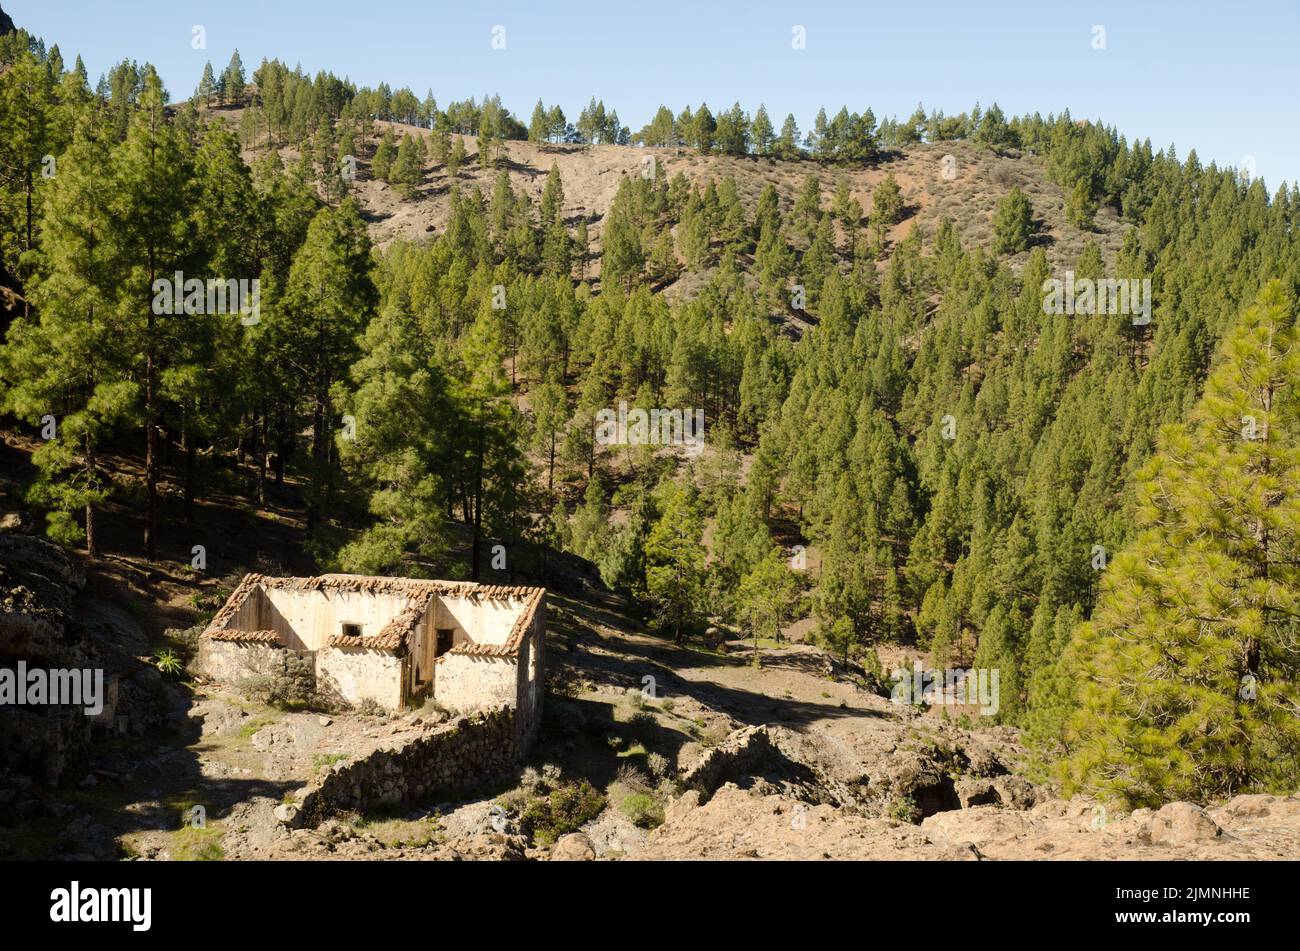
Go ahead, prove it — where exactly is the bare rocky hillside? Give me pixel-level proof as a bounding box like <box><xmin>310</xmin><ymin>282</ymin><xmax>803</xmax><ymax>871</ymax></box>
<box><xmin>218</xmin><ymin>106</ymin><xmax>1127</xmax><ymax>281</ymax></box>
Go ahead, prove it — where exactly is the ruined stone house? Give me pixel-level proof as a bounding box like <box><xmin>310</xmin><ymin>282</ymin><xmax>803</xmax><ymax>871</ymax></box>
<box><xmin>198</xmin><ymin>574</ymin><xmax>545</xmax><ymax>734</ymax></box>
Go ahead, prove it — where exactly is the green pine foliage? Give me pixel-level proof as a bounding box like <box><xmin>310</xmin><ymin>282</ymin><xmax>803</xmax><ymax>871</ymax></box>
<box><xmin>1052</xmin><ymin>282</ymin><xmax>1300</xmax><ymax>806</ymax></box>
<box><xmin>992</xmin><ymin>186</ymin><xmax>1034</xmax><ymax>254</ymax></box>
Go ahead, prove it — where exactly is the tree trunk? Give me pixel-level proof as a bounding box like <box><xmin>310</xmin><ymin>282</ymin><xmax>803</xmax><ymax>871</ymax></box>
<box><xmin>183</xmin><ymin>427</ymin><xmax>196</xmax><ymax>525</ymax></box>
<box><xmin>144</xmin><ymin>258</ymin><xmax>158</xmax><ymax>561</ymax></box>
<box><xmin>547</xmin><ymin>431</ymin><xmax>556</xmax><ymax>494</ymax></box>
<box><xmin>23</xmin><ymin>169</ymin><xmax>32</xmax><ymax>317</ymax></box>
<box><xmin>471</xmin><ymin>419</ymin><xmax>485</xmax><ymax>581</ymax></box>
<box><xmin>307</xmin><ymin>391</ymin><xmax>326</xmax><ymax>534</ymax></box>
<box><xmin>257</xmin><ymin>407</ymin><xmax>268</xmax><ymax>505</ymax></box>
<box><xmin>275</xmin><ymin>408</ymin><xmax>287</xmax><ymax>485</ymax></box>
<box><xmin>84</xmin><ymin>429</ymin><xmax>98</xmax><ymax>558</ymax></box>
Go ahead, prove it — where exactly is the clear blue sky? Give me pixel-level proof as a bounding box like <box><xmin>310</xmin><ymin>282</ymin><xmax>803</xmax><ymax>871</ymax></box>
<box><xmin>11</xmin><ymin>0</ymin><xmax>1300</xmax><ymax>188</ymax></box>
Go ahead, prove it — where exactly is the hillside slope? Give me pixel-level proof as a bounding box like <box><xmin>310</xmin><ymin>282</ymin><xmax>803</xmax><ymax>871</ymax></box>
<box><xmin>218</xmin><ymin>105</ymin><xmax>1127</xmax><ymax>277</ymax></box>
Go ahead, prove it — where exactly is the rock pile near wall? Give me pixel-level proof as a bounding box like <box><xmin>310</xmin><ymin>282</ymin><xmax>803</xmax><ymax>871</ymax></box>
<box><xmin>293</xmin><ymin>707</ymin><xmax>521</xmax><ymax>826</ymax></box>
<box><xmin>679</xmin><ymin>724</ymin><xmax>779</xmax><ymax>803</ymax></box>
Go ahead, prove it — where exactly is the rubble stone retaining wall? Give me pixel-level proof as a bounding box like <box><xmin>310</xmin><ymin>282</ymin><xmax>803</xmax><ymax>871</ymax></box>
<box><xmin>295</xmin><ymin>706</ymin><xmax>522</xmax><ymax>825</ymax></box>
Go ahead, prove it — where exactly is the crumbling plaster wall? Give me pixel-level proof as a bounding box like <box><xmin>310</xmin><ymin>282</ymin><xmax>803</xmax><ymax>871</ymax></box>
<box><xmin>513</xmin><ymin>602</ymin><xmax>545</xmax><ymax>744</ymax></box>
<box><xmin>317</xmin><ymin>646</ymin><xmax>406</xmax><ymax>710</ymax></box>
<box><xmin>433</xmin><ymin>595</ymin><xmax>523</xmax><ymax>648</ymax></box>
<box><xmin>198</xmin><ymin>639</ymin><xmax>285</xmax><ymax>685</ymax></box>
<box><xmin>434</xmin><ymin>653</ymin><xmax>518</xmax><ymax>713</ymax></box>
<box><xmin>263</xmin><ymin>587</ymin><xmax>412</xmax><ymax>650</ymax></box>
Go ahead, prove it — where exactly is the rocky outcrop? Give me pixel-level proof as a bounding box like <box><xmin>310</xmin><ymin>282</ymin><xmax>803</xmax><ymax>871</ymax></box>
<box><xmin>0</xmin><ymin>534</ymin><xmax>186</xmax><ymax>786</ymax></box>
<box><xmin>955</xmin><ymin>774</ymin><xmax>1041</xmax><ymax>810</ymax></box>
<box><xmin>0</xmin><ymin>6</ymin><xmax>15</xmax><ymax>36</ymax></box>
<box><xmin>634</xmin><ymin>785</ymin><xmax>1300</xmax><ymax>861</ymax></box>
<box><xmin>0</xmin><ymin>534</ymin><xmax>88</xmax><ymax>667</ymax></box>
<box><xmin>0</xmin><ymin>535</ymin><xmax>93</xmax><ymax>784</ymax></box>
<box><xmin>1144</xmin><ymin>802</ymin><xmax>1222</xmax><ymax>846</ymax></box>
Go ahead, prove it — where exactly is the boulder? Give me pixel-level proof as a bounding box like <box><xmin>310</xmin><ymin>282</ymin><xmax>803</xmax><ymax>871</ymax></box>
<box><xmin>992</xmin><ymin>775</ymin><xmax>1040</xmax><ymax>810</ymax></box>
<box><xmin>1145</xmin><ymin>802</ymin><xmax>1222</xmax><ymax>846</ymax></box>
<box><xmin>934</xmin><ymin>840</ymin><xmax>986</xmax><ymax>861</ymax></box>
<box><xmin>880</xmin><ymin>750</ymin><xmax>960</xmax><ymax>819</ymax></box>
<box><xmin>273</xmin><ymin>802</ymin><xmax>300</xmax><ymax>826</ymax></box>
<box><xmin>955</xmin><ymin>777</ymin><xmax>999</xmax><ymax>809</ymax></box>
<box><xmin>1219</xmin><ymin>794</ymin><xmax>1277</xmax><ymax>819</ymax></box>
<box><xmin>665</xmin><ymin>789</ymin><xmax>702</xmax><ymax>824</ymax></box>
<box><xmin>550</xmin><ymin>831</ymin><xmax>596</xmax><ymax>861</ymax></box>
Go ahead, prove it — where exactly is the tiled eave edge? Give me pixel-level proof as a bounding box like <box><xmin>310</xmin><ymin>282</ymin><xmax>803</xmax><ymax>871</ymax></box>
<box><xmin>200</xmin><ymin>573</ymin><xmax>263</xmax><ymax>639</ymax></box>
<box><xmin>207</xmin><ymin>628</ymin><xmax>281</xmax><ymax>645</ymax></box>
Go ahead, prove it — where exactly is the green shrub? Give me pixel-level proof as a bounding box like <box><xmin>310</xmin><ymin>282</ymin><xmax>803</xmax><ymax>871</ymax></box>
<box><xmin>619</xmin><ymin>792</ymin><xmax>664</xmax><ymax>829</ymax></box>
<box><xmin>518</xmin><ymin>780</ymin><xmax>606</xmax><ymax>846</ymax></box>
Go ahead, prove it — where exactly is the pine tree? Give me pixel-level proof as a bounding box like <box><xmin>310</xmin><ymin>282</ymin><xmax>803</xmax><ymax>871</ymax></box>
<box><xmin>539</xmin><ymin>163</ymin><xmax>564</xmax><ymax>229</ymax></box>
<box><xmin>737</xmin><ymin>546</ymin><xmax>798</xmax><ymax>666</ymax></box>
<box><xmin>372</xmin><ymin>127</ymin><xmax>396</xmax><ymax>181</ymax></box>
<box><xmin>447</xmin><ymin>135</ymin><xmax>466</xmax><ymax>176</ymax></box>
<box><xmin>1</xmin><ymin>118</ymin><xmax>131</xmax><ymax>553</ymax></box>
<box><xmin>870</xmin><ymin>174</ymin><xmax>903</xmax><ymax>237</ymax></box>
<box><xmin>751</xmin><ymin>105</ymin><xmax>775</xmax><ymax>156</ymax></box>
<box><xmin>1056</xmin><ymin>282</ymin><xmax>1300</xmax><ymax>806</ymax></box>
<box><xmin>0</xmin><ymin>48</ymin><xmax>54</xmax><ymax>314</ymax></box>
<box><xmin>1065</xmin><ymin>178</ymin><xmax>1097</xmax><ymax>230</ymax></box>
<box><xmin>111</xmin><ymin>69</ymin><xmax>194</xmax><ymax>559</ymax></box>
<box><xmin>530</xmin><ymin>372</ymin><xmax>567</xmax><ymax>494</ymax></box>
<box><xmin>336</xmin><ymin>300</ymin><xmax>454</xmax><ymax>575</ymax></box>
<box><xmin>528</xmin><ymin>100</ymin><xmax>548</xmax><ymax>143</ymax></box>
<box><xmin>573</xmin><ymin>218</ymin><xmax>589</xmax><ymax>280</ymax></box>
<box><xmin>645</xmin><ymin>480</ymin><xmax>706</xmax><ymax>644</ymax></box>
<box><xmin>222</xmin><ymin>49</ymin><xmax>245</xmax><ymax>105</ymax></box>
<box><xmin>992</xmin><ymin>186</ymin><xmax>1034</xmax><ymax>255</ymax></box>
<box><xmin>391</xmin><ymin>133</ymin><xmax>422</xmax><ymax>199</ymax></box>
<box><xmin>546</xmin><ymin>105</ymin><xmax>566</xmax><ymax>144</ymax></box>
<box><xmin>454</xmin><ymin>303</ymin><xmax>525</xmax><ymax>580</ymax></box>
<box><xmin>777</xmin><ymin>114</ymin><xmax>801</xmax><ymax>159</ymax></box>
<box><xmin>197</xmin><ymin>61</ymin><xmax>217</xmax><ymax>106</ymax></box>
<box><xmin>275</xmin><ymin>200</ymin><xmax>378</xmax><ymax>533</ymax></box>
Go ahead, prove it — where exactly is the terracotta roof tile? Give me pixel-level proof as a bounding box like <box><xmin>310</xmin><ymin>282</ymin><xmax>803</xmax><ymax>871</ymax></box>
<box><xmin>202</xmin><ymin>573</ymin><xmax>545</xmax><ymax>658</ymax></box>
<box><xmin>207</xmin><ymin>628</ymin><xmax>281</xmax><ymax>645</ymax></box>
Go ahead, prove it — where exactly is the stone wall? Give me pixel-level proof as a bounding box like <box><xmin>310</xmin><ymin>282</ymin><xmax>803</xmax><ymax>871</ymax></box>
<box><xmin>200</xmin><ymin>639</ymin><xmax>408</xmax><ymax>711</ymax></box>
<box><xmin>317</xmin><ymin>645</ymin><xmax>405</xmax><ymax>710</ymax></box>
<box><xmin>512</xmin><ymin>603</ymin><xmax>545</xmax><ymax>747</ymax></box>
<box><xmin>197</xmin><ymin>639</ymin><xmax>286</xmax><ymax>686</ymax></box>
<box><xmin>294</xmin><ymin>706</ymin><xmax>521</xmax><ymax>825</ymax></box>
<box><xmin>435</xmin><ymin>653</ymin><xmax>518</xmax><ymax>713</ymax></box>
<box><xmin>679</xmin><ymin>725</ymin><xmax>778</xmax><ymax>803</ymax></box>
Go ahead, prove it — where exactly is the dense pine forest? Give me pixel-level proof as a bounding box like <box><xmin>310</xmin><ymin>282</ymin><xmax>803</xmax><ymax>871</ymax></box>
<box><xmin>2</xmin><ymin>28</ymin><xmax>1299</xmax><ymax>810</ymax></box>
